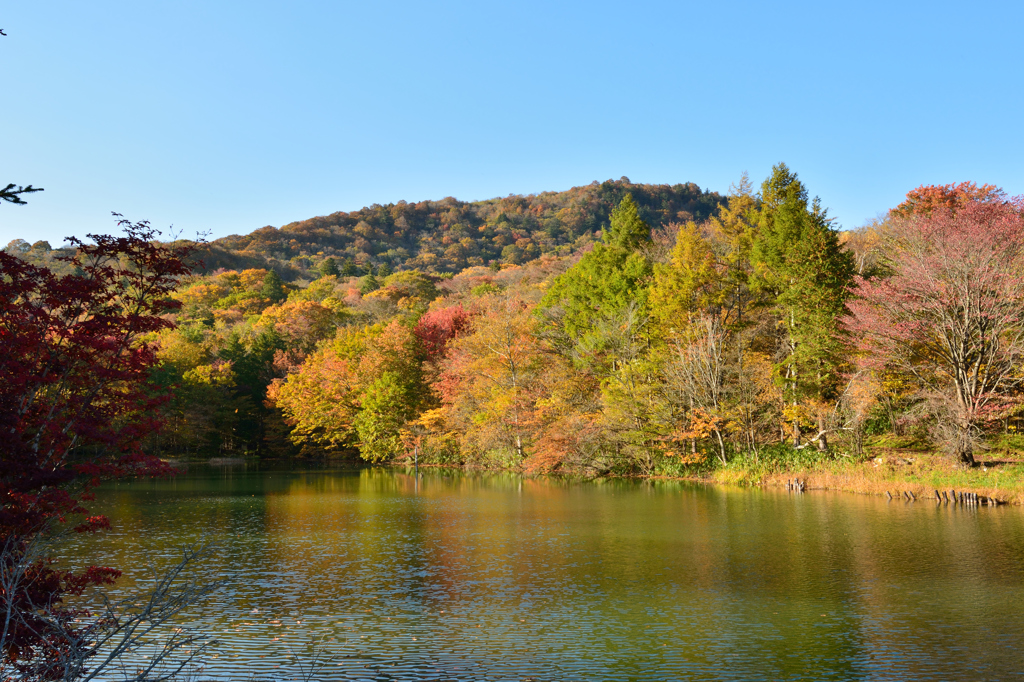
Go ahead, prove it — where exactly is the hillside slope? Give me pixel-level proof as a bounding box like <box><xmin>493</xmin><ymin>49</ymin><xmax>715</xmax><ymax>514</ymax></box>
<box><xmin>5</xmin><ymin>178</ymin><xmax>726</xmax><ymax>280</ymax></box>
<box><xmin>201</xmin><ymin>178</ymin><xmax>724</xmax><ymax>278</ymax></box>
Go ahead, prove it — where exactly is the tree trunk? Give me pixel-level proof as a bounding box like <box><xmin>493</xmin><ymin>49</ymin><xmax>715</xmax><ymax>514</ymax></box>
<box><xmin>954</xmin><ymin>428</ymin><xmax>975</xmax><ymax>467</ymax></box>
<box><xmin>689</xmin><ymin>396</ymin><xmax>696</xmax><ymax>454</ymax></box>
<box><xmin>714</xmin><ymin>429</ymin><xmax>726</xmax><ymax>465</ymax></box>
<box><xmin>954</xmin><ymin>446</ymin><xmax>975</xmax><ymax>468</ymax></box>
<box><xmin>953</xmin><ymin>421</ymin><xmax>975</xmax><ymax>467</ymax></box>
<box><xmin>792</xmin><ymin>418</ymin><xmax>800</xmax><ymax>448</ymax></box>
<box><xmin>817</xmin><ymin>414</ymin><xmax>828</xmax><ymax>452</ymax></box>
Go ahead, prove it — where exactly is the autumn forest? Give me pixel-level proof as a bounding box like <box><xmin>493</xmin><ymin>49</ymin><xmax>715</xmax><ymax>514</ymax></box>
<box><xmin>6</xmin><ymin>167</ymin><xmax>1022</xmax><ymax>477</ymax></box>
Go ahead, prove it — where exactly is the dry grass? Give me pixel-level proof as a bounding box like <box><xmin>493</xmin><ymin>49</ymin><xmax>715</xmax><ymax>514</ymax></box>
<box><xmin>709</xmin><ymin>449</ymin><xmax>1024</xmax><ymax>505</ymax></box>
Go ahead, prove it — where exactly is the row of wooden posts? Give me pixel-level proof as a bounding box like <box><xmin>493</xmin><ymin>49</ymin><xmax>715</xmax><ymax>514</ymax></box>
<box><xmin>789</xmin><ymin>480</ymin><xmax>1001</xmax><ymax>506</ymax></box>
<box><xmin>885</xmin><ymin>489</ymin><xmax>1001</xmax><ymax>506</ymax></box>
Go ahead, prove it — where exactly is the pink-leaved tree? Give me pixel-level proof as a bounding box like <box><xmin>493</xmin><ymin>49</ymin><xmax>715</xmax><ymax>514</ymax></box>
<box><xmin>847</xmin><ymin>192</ymin><xmax>1024</xmax><ymax>465</ymax></box>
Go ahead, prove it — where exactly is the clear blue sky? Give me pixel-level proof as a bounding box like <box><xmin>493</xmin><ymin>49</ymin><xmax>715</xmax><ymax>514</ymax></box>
<box><xmin>4</xmin><ymin>0</ymin><xmax>1023</xmax><ymax>246</ymax></box>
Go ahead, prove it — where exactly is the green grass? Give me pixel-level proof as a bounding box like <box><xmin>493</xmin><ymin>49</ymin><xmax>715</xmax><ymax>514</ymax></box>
<box><xmin>710</xmin><ymin>444</ymin><xmax>834</xmax><ymax>485</ymax></box>
<box><xmin>863</xmin><ymin>432</ymin><xmax>931</xmax><ymax>451</ymax></box>
<box><xmin>984</xmin><ymin>433</ymin><xmax>1024</xmax><ymax>458</ymax></box>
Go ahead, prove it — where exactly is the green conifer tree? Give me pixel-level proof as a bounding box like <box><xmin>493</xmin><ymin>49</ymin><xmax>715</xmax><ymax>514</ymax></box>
<box><xmin>260</xmin><ymin>270</ymin><xmax>287</xmax><ymax>303</ymax></box>
<box><xmin>604</xmin><ymin>193</ymin><xmax>651</xmax><ymax>250</ymax></box>
<box><xmin>360</xmin><ymin>273</ymin><xmax>380</xmax><ymax>295</ymax></box>
<box><xmin>751</xmin><ymin>164</ymin><xmax>854</xmax><ymax>448</ymax></box>
<box><xmin>540</xmin><ymin>194</ymin><xmax>654</xmax><ymax>342</ymax></box>
<box><xmin>320</xmin><ymin>257</ymin><xmax>340</xmax><ymax>278</ymax></box>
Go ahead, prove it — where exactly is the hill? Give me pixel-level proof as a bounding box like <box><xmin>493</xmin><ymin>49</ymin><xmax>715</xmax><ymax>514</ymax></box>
<box><xmin>198</xmin><ymin>177</ymin><xmax>725</xmax><ymax>279</ymax></box>
<box><xmin>4</xmin><ymin>178</ymin><xmax>725</xmax><ymax>279</ymax></box>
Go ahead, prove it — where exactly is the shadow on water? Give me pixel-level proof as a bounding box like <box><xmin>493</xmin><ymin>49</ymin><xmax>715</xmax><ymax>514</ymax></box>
<box><xmin>64</xmin><ymin>467</ymin><xmax>1024</xmax><ymax>681</ymax></box>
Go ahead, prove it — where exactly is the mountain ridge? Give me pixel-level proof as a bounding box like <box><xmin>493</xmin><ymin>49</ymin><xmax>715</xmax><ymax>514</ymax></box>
<box><xmin>198</xmin><ymin>177</ymin><xmax>726</xmax><ymax>279</ymax></box>
<box><xmin>4</xmin><ymin>178</ymin><xmax>727</xmax><ymax>280</ymax></box>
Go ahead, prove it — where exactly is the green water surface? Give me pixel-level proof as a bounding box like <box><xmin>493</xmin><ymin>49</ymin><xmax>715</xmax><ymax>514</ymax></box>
<box><xmin>67</xmin><ymin>466</ymin><xmax>1024</xmax><ymax>681</ymax></box>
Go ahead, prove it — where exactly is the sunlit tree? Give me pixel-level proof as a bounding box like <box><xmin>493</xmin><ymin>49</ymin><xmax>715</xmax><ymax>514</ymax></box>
<box><xmin>848</xmin><ymin>192</ymin><xmax>1024</xmax><ymax>465</ymax></box>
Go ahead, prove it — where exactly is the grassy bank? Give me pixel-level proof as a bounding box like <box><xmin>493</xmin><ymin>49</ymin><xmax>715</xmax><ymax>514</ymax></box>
<box><xmin>164</xmin><ymin>437</ymin><xmax>1024</xmax><ymax>506</ymax></box>
<box><xmin>706</xmin><ymin>438</ymin><xmax>1024</xmax><ymax>505</ymax></box>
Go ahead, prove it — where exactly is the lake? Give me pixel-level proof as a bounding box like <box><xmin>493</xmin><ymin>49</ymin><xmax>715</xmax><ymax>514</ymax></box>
<box><xmin>68</xmin><ymin>466</ymin><xmax>1024</xmax><ymax>681</ymax></box>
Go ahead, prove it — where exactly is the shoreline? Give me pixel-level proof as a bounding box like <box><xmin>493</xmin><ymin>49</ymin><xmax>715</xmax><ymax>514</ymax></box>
<box><xmin>164</xmin><ymin>451</ymin><xmax>1024</xmax><ymax>506</ymax></box>
<box><xmin>701</xmin><ymin>452</ymin><xmax>1024</xmax><ymax>506</ymax></box>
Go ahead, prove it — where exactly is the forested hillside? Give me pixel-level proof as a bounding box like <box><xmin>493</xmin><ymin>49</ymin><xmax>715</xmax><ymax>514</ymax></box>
<box><xmin>7</xmin><ymin>171</ymin><xmax>1019</xmax><ymax>478</ymax></box>
<box><xmin>5</xmin><ymin>178</ymin><xmax>724</xmax><ymax>280</ymax></box>
<box><xmin>150</xmin><ymin>168</ymin><xmax>1024</xmax><ymax>474</ymax></box>
<box><xmin>200</xmin><ymin>178</ymin><xmax>724</xmax><ymax>278</ymax></box>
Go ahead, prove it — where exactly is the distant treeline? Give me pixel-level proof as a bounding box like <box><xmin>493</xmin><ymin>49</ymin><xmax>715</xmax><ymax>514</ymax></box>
<box><xmin>198</xmin><ymin>178</ymin><xmax>725</xmax><ymax>278</ymax></box>
<box><xmin>6</xmin><ymin>178</ymin><xmax>724</xmax><ymax>280</ymax></box>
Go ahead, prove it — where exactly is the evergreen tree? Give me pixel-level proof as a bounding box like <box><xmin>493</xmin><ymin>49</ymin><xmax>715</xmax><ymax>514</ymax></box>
<box><xmin>540</xmin><ymin>194</ymin><xmax>654</xmax><ymax>342</ymax></box>
<box><xmin>360</xmin><ymin>273</ymin><xmax>380</xmax><ymax>295</ymax></box>
<box><xmin>320</xmin><ymin>257</ymin><xmax>340</xmax><ymax>278</ymax></box>
<box><xmin>217</xmin><ymin>329</ymin><xmax>284</xmax><ymax>451</ymax></box>
<box><xmin>377</xmin><ymin>262</ymin><xmax>393</xmax><ymax>278</ymax></box>
<box><xmin>751</xmin><ymin>164</ymin><xmax>854</xmax><ymax>448</ymax></box>
<box><xmin>260</xmin><ymin>269</ymin><xmax>287</xmax><ymax>303</ymax></box>
<box><xmin>604</xmin><ymin>193</ymin><xmax>651</xmax><ymax>250</ymax></box>
<box><xmin>342</xmin><ymin>259</ymin><xmax>357</xmax><ymax>277</ymax></box>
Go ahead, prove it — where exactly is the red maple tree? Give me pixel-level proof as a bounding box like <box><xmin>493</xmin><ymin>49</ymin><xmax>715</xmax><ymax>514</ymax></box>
<box><xmin>413</xmin><ymin>303</ymin><xmax>473</xmax><ymax>364</ymax></box>
<box><xmin>0</xmin><ymin>219</ymin><xmax>196</xmax><ymax>677</ymax></box>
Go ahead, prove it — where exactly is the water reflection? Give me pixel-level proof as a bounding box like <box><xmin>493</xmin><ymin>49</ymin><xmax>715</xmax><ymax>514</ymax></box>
<box><xmin>65</xmin><ymin>467</ymin><xmax>1024</xmax><ymax>681</ymax></box>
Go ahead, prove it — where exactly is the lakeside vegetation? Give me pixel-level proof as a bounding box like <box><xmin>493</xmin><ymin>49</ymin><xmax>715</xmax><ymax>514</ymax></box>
<box><xmin>710</xmin><ymin>443</ymin><xmax>1024</xmax><ymax>505</ymax></box>
<box><xmin>7</xmin><ymin>171</ymin><xmax>1024</xmax><ymax>505</ymax></box>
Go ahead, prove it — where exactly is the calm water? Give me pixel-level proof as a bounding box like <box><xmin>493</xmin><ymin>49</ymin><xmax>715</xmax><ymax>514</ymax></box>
<box><xmin>66</xmin><ymin>466</ymin><xmax>1024</xmax><ymax>681</ymax></box>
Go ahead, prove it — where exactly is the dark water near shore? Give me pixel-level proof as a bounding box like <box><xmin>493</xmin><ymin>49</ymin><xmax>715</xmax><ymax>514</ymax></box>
<box><xmin>67</xmin><ymin>466</ymin><xmax>1024</xmax><ymax>681</ymax></box>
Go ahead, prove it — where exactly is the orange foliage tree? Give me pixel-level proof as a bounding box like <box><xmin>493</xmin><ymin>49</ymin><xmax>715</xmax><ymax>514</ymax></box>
<box><xmin>436</xmin><ymin>295</ymin><xmax>552</xmax><ymax>467</ymax></box>
<box><xmin>889</xmin><ymin>182</ymin><xmax>1005</xmax><ymax>220</ymax></box>
<box><xmin>268</xmin><ymin>320</ymin><xmax>423</xmax><ymax>457</ymax></box>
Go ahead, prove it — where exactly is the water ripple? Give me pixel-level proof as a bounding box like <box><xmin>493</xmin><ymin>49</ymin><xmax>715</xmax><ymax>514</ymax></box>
<box><xmin>58</xmin><ymin>469</ymin><xmax>1024</xmax><ymax>681</ymax></box>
